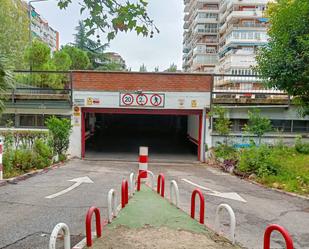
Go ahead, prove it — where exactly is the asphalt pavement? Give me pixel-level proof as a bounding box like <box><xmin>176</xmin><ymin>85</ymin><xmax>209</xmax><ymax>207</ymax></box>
<box><xmin>0</xmin><ymin>159</ymin><xmax>308</xmax><ymax>249</ymax></box>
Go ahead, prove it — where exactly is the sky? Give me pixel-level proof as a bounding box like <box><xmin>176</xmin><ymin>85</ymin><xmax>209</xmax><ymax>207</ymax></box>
<box><xmin>28</xmin><ymin>0</ymin><xmax>184</xmax><ymax>71</ymax></box>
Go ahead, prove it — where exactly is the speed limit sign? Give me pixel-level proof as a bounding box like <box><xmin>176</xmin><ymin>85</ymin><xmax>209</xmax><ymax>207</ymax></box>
<box><xmin>121</xmin><ymin>93</ymin><xmax>134</xmax><ymax>105</ymax></box>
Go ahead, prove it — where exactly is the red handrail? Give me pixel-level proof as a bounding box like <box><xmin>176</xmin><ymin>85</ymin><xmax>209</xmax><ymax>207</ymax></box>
<box><xmin>191</xmin><ymin>188</ymin><xmax>205</xmax><ymax>224</ymax></box>
<box><xmin>264</xmin><ymin>224</ymin><xmax>294</xmax><ymax>249</ymax></box>
<box><xmin>85</xmin><ymin>206</ymin><xmax>102</xmax><ymax>247</ymax></box>
<box><xmin>157</xmin><ymin>173</ymin><xmax>165</xmax><ymax>197</ymax></box>
<box><xmin>137</xmin><ymin>172</ymin><xmax>143</xmax><ymax>191</ymax></box>
<box><xmin>121</xmin><ymin>179</ymin><xmax>129</xmax><ymax>208</ymax></box>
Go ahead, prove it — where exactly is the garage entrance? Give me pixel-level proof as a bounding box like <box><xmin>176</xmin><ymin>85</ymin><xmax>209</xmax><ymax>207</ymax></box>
<box><xmin>81</xmin><ymin>108</ymin><xmax>203</xmax><ymax>162</ymax></box>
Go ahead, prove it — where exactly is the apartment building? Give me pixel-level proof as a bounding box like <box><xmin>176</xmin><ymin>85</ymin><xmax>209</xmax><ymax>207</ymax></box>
<box><xmin>183</xmin><ymin>0</ymin><xmax>269</xmax><ymax>75</ymax></box>
<box><xmin>183</xmin><ymin>0</ymin><xmax>220</xmax><ymax>73</ymax></box>
<box><xmin>30</xmin><ymin>6</ymin><xmax>59</xmax><ymax>52</ymax></box>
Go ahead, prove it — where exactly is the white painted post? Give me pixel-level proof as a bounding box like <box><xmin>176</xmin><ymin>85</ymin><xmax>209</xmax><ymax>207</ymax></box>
<box><xmin>0</xmin><ymin>136</ymin><xmax>3</xmax><ymax>180</ymax></box>
<box><xmin>139</xmin><ymin>146</ymin><xmax>148</xmax><ymax>177</ymax></box>
<box><xmin>129</xmin><ymin>172</ymin><xmax>135</xmax><ymax>196</ymax></box>
<box><xmin>107</xmin><ymin>189</ymin><xmax>117</xmax><ymax>223</ymax></box>
<box><xmin>146</xmin><ymin>170</ymin><xmax>155</xmax><ymax>189</ymax></box>
<box><xmin>214</xmin><ymin>203</ymin><xmax>236</xmax><ymax>244</ymax></box>
<box><xmin>49</xmin><ymin>223</ymin><xmax>70</xmax><ymax>249</ymax></box>
<box><xmin>170</xmin><ymin>180</ymin><xmax>180</xmax><ymax>208</ymax></box>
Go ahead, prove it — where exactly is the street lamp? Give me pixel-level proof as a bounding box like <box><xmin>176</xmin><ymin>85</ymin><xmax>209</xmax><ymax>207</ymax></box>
<box><xmin>28</xmin><ymin>0</ymin><xmax>48</xmax><ymax>70</ymax></box>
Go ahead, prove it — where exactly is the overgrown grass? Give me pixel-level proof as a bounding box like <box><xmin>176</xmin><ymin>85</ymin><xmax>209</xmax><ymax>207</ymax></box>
<box><xmin>214</xmin><ymin>142</ymin><xmax>309</xmax><ymax>195</ymax></box>
<box><xmin>257</xmin><ymin>151</ymin><xmax>309</xmax><ymax>195</ymax></box>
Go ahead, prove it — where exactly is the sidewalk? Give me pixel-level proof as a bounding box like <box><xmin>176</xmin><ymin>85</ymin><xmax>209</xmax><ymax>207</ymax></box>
<box><xmin>91</xmin><ymin>186</ymin><xmax>242</xmax><ymax>249</ymax></box>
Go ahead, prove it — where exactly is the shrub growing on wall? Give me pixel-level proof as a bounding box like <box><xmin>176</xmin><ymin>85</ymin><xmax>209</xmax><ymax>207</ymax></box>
<box><xmin>46</xmin><ymin>116</ymin><xmax>72</xmax><ymax>157</ymax></box>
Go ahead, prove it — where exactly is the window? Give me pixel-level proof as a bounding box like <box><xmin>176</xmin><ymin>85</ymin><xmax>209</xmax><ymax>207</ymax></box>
<box><xmin>293</xmin><ymin>120</ymin><xmax>309</xmax><ymax>132</ymax></box>
<box><xmin>271</xmin><ymin>120</ymin><xmax>292</xmax><ymax>132</ymax></box>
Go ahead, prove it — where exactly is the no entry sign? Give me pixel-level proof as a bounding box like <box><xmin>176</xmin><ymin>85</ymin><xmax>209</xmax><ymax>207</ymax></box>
<box><xmin>120</xmin><ymin>93</ymin><xmax>165</xmax><ymax>107</ymax></box>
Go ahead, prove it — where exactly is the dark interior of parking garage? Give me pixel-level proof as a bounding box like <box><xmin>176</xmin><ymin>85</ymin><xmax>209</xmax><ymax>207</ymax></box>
<box><xmin>85</xmin><ymin>113</ymin><xmax>198</xmax><ymax>161</ymax></box>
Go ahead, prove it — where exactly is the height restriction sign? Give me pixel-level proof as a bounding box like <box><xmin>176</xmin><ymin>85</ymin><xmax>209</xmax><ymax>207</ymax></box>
<box><xmin>120</xmin><ymin>93</ymin><xmax>165</xmax><ymax>107</ymax></box>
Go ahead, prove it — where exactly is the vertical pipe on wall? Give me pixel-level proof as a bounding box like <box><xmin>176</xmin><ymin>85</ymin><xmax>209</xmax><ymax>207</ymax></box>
<box><xmin>81</xmin><ymin>109</ymin><xmax>85</xmax><ymax>158</ymax></box>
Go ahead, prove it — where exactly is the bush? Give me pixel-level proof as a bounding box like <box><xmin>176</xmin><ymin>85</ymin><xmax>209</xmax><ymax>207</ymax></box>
<box><xmin>33</xmin><ymin>139</ymin><xmax>52</xmax><ymax>169</ymax></box>
<box><xmin>295</xmin><ymin>136</ymin><xmax>309</xmax><ymax>154</ymax></box>
<box><xmin>237</xmin><ymin>145</ymin><xmax>281</xmax><ymax>177</ymax></box>
<box><xmin>13</xmin><ymin>149</ymin><xmax>35</xmax><ymax>171</ymax></box>
<box><xmin>46</xmin><ymin>116</ymin><xmax>72</xmax><ymax>156</ymax></box>
<box><xmin>214</xmin><ymin>143</ymin><xmax>238</xmax><ymax>161</ymax></box>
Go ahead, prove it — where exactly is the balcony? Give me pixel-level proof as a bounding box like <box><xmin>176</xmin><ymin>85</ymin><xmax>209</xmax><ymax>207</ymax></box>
<box><xmin>194</xmin><ymin>27</ymin><xmax>218</xmax><ymax>34</ymax></box>
<box><xmin>226</xmin><ymin>10</ymin><xmax>264</xmax><ymax>22</ymax></box>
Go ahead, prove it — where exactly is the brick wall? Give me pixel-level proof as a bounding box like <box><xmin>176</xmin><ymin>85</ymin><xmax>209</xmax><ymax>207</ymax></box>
<box><xmin>72</xmin><ymin>71</ymin><xmax>212</xmax><ymax>92</ymax></box>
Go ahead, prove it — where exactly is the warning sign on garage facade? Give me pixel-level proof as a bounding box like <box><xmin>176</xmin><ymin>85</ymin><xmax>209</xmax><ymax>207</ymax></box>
<box><xmin>120</xmin><ymin>93</ymin><xmax>165</xmax><ymax>107</ymax></box>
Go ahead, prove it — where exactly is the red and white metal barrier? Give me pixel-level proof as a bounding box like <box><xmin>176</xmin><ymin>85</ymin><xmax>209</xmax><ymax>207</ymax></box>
<box><xmin>215</xmin><ymin>203</ymin><xmax>236</xmax><ymax>244</ymax></box>
<box><xmin>85</xmin><ymin>206</ymin><xmax>102</xmax><ymax>247</ymax></box>
<box><xmin>49</xmin><ymin>223</ymin><xmax>70</xmax><ymax>249</ymax></box>
<box><xmin>138</xmin><ymin>146</ymin><xmax>148</xmax><ymax>178</ymax></box>
<box><xmin>264</xmin><ymin>224</ymin><xmax>294</xmax><ymax>249</ymax></box>
<box><xmin>157</xmin><ymin>173</ymin><xmax>165</xmax><ymax>197</ymax></box>
<box><xmin>129</xmin><ymin>172</ymin><xmax>135</xmax><ymax>196</ymax></box>
<box><xmin>191</xmin><ymin>188</ymin><xmax>205</xmax><ymax>224</ymax></box>
<box><xmin>0</xmin><ymin>136</ymin><xmax>3</xmax><ymax>180</ymax></box>
<box><xmin>107</xmin><ymin>189</ymin><xmax>117</xmax><ymax>223</ymax></box>
<box><xmin>121</xmin><ymin>179</ymin><xmax>129</xmax><ymax>208</ymax></box>
<box><xmin>170</xmin><ymin>180</ymin><xmax>180</xmax><ymax>208</ymax></box>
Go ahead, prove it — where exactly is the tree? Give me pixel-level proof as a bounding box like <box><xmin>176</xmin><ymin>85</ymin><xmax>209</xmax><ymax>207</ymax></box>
<box><xmin>244</xmin><ymin>109</ymin><xmax>273</xmax><ymax>145</ymax></box>
<box><xmin>24</xmin><ymin>40</ymin><xmax>51</xmax><ymax>70</ymax></box>
<box><xmin>0</xmin><ymin>0</ymin><xmax>29</xmax><ymax>69</ymax></box>
<box><xmin>56</xmin><ymin>0</ymin><xmax>159</xmax><ymax>40</ymax></box>
<box><xmin>165</xmin><ymin>63</ymin><xmax>177</xmax><ymax>72</ymax></box>
<box><xmin>46</xmin><ymin>116</ymin><xmax>72</xmax><ymax>157</ymax></box>
<box><xmin>154</xmin><ymin>66</ymin><xmax>159</xmax><ymax>72</ymax></box>
<box><xmin>256</xmin><ymin>0</ymin><xmax>309</xmax><ymax>115</ymax></box>
<box><xmin>61</xmin><ymin>45</ymin><xmax>90</xmax><ymax>70</ymax></box>
<box><xmin>139</xmin><ymin>64</ymin><xmax>147</xmax><ymax>72</ymax></box>
<box><xmin>209</xmin><ymin>106</ymin><xmax>231</xmax><ymax>145</ymax></box>
<box><xmin>52</xmin><ymin>50</ymin><xmax>72</xmax><ymax>71</ymax></box>
<box><xmin>74</xmin><ymin>21</ymin><xmax>110</xmax><ymax>69</ymax></box>
<box><xmin>0</xmin><ymin>55</ymin><xmax>14</xmax><ymax>113</ymax></box>
<box><xmin>96</xmin><ymin>61</ymin><xmax>124</xmax><ymax>71</ymax></box>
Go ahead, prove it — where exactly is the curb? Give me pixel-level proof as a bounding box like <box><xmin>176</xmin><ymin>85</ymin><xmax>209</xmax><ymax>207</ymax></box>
<box><xmin>0</xmin><ymin>161</ymin><xmax>67</xmax><ymax>187</ymax></box>
<box><xmin>244</xmin><ymin>177</ymin><xmax>309</xmax><ymax>201</ymax></box>
<box><xmin>206</xmin><ymin>165</ymin><xmax>309</xmax><ymax>200</ymax></box>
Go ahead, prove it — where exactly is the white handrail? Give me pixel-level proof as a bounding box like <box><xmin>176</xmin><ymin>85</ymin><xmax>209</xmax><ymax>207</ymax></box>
<box><xmin>146</xmin><ymin>170</ymin><xmax>155</xmax><ymax>189</ymax></box>
<box><xmin>107</xmin><ymin>189</ymin><xmax>117</xmax><ymax>223</ymax></box>
<box><xmin>49</xmin><ymin>223</ymin><xmax>70</xmax><ymax>249</ymax></box>
<box><xmin>129</xmin><ymin>172</ymin><xmax>135</xmax><ymax>196</ymax></box>
<box><xmin>214</xmin><ymin>203</ymin><xmax>236</xmax><ymax>244</ymax></box>
<box><xmin>170</xmin><ymin>180</ymin><xmax>180</xmax><ymax>208</ymax></box>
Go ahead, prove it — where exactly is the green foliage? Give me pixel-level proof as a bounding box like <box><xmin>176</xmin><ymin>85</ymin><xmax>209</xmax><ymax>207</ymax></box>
<box><xmin>61</xmin><ymin>45</ymin><xmax>90</xmax><ymax>70</ymax></box>
<box><xmin>0</xmin><ymin>129</ymin><xmax>49</xmax><ymax>150</ymax></box>
<box><xmin>214</xmin><ymin>143</ymin><xmax>238</xmax><ymax>161</ymax></box>
<box><xmin>0</xmin><ymin>55</ymin><xmax>14</xmax><ymax>113</ymax></box>
<box><xmin>33</xmin><ymin>139</ymin><xmax>53</xmax><ymax>169</ymax></box>
<box><xmin>0</xmin><ymin>0</ymin><xmax>28</xmax><ymax>69</ymax></box>
<box><xmin>24</xmin><ymin>40</ymin><xmax>51</xmax><ymax>69</ymax></box>
<box><xmin>209</xmin><ymin>106</ymin><xmax>231</xmax><ymax>144</ymax></box>
<box><xmin>244</xmin><ymin>109</ymin><xmax>272</xmax><ymax>145</ymax></box>
<box><xmin>295</xmin><ymin>136</ymin><xmax>309</xmax><ymax>154</ymax></box>
<box><xmin>46</xmin><ymin>116</ymin><xmax>72</xmax><ymax>156</ymax></box>
<box><xmin>139</xmin><ymin>64</ymin><xmax>147</xmax><ymax>72</ymax></box>
<box><xmin>165</xmin><ymin>63</ymin><xmax>177</xmax><ymax>72</ymax></box>
<box><xmin>52</xmin><ymin>50</ymin><xmax>72</xmax><ymax>71</ymax></box>
<box><xmin>237</xmin><ymin>145</ymin><xmax>281</xmax><ymax>177</ymax></box>
<box><xmin>256</xmin><ymin>0</ymin><xmax>309</xmax><ymax>115</ymax></box>
<box><xmin>56</xmin><ymin>0</ymin><xmax>159</xmax><ymax>41</ymax></box>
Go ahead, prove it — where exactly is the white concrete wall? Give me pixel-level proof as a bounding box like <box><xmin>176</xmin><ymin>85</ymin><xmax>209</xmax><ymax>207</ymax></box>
<box><xmin>69</xmin><ymin>113</ymin><xmax>81</xmax><ymax>158</ymax></box>
<box><xmin>187</xmin><ymin>115</ymin><xmax>199</xmax><ymax>142</ymax></box>
<box><xmin>73</xmin><ymin>91</ymin><xmax>211</xmax><ymax>110</ymax></box>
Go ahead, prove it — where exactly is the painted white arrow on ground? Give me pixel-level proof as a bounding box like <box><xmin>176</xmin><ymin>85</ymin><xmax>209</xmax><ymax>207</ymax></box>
<box><xmin>45</xmin><ymin>176</ymin><xmax>94</xmax><ymax>199</ymax></box>
<box><xmin>182</xmin><ymin>178</ymin><xmax>247</xmax><ymax>203</ymax></box>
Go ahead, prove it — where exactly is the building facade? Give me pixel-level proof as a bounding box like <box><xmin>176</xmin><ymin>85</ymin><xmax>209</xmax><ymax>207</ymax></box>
<box><xmin>183</xmin><ymin>0</ymin><xmax>269</xmax><ymax>75</ymax></box>
<box><xmin>30</xmin><ymin>6</ymin><xmax>59</xmax><ymax>52</ymax></box>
